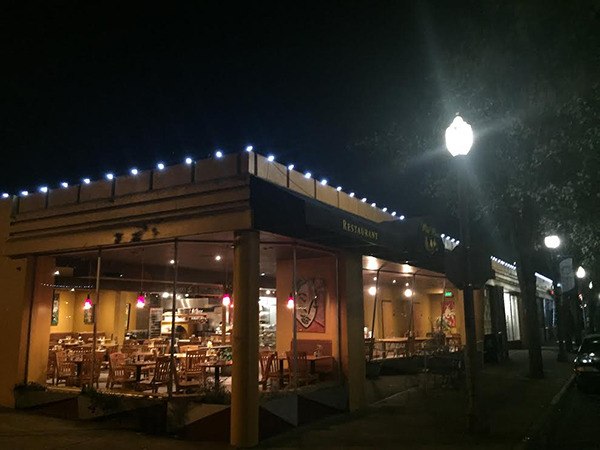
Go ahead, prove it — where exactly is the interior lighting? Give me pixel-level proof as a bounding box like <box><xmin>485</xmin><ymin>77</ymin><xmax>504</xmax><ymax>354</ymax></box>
<box><xmin>304</xmin><ymin>172</ymin><xmax>311</xmax><ymax>179</ymax></box>
<box><xmin>156</xmin><ymin>162</ymin><xmax>165</xmax><ymax>170</ymax></box>
<box><xmin>265</xmin><ymin>289</ymin><xmax>271</xmax><ymax>295</ymax></box>
<box><xmin>136</xmin><ymin>293</ymin><xmax>146</xmax><ymax>308</ymax></box>
<box><xmin>373</xmin><ymin>276</ymin><xmax>377</xmax><ymax>281</ymax></box>
<box><xmin>222</xmin><ymin>293</ymin><xmax>231</xmax><ymax>307</ymax></box>
<box><xmin>215</xmin><ymin>255</ymin><xmax>222</xmax><ymax>261</ymax></box>
<box><xmin>245</xmin><ymin>145</ymin><xmax>253</xmax><ymax>152</ymax></box>
<box><xmin>287</xmin><ymin>295</ymin><xmax>295</xmax><ymax>310</ymax></box>
<box><xmin>320</xmin><ymin>179</ymin><xmax>328</xmax><ymax>185</ymax></box>
<box><xmin>288</xmin><ymin>164</ymin><xmax>295</xmax><ymax>170</ymax></box>
<box><xmin>162</xmin><ymin>292</ymin><xmax>170</xmax><ymax>299</ymax></box>
<box><xmin>267</xmin><ymin>154</ymin><xmax>275</xmax><ymax>162</ymax></box>
<box><xmin>54</xmin><ymin>270</ymin><xmax>60</xmax><ymax>275</ymax></box>
<box><xmin>83</xmin><ymin>178</ymin><xmax>91</xmax><ymax>184</ymax></box>
<box><xmin>368</xmin><ymin>286</ymin><xmax>377</xmax><ymax>296</ymax></box>
<box><xmin>61</xmin><ymin>182</ymin><xmax>69</xmax><ymax>188</ymax></box>
<box><xmin>169</xmin><ymin>259</ymin><xmax>175</xmax><ymax>265</ymax></box>
<box><xmin>185</xmin><ymin>157</ymin><xmax>193</xmax><ymax>165</ymax></box>
<box><xmin>215</xmin><ymin>150</ymin><xmax>224</xmax><ymax>159</ymax></box>
<box><xmin>83</xmin><ymin>294</ymin><xmax>92</xmax><ymax>310</ymax></box>
<box><xmin>392</xmin><ymin>279</ymin><xmax>397</xmax><ymax>284</ymax></box>
<box><xmin>105</xmin><ymin>173</ymin><xmax>114</xmax><ymax>180</ymax></box>
<box><xmin>404</xmin><ymin>288</ymin><xmax>413</xmax><ymax>298</ymax></box>
<box><xmin>130</xmin><ymin>168</ymin><xmax>139</xmax><ymax>176</ymax></box>
<box><xmin>261</xmin><ymin>272</ymin><xmax>266</xmax><ymax>276</ymax></box>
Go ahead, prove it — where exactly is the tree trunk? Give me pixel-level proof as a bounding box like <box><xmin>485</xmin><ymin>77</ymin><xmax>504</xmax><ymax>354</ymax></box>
<box><xmin>513</xmin><ymin>202</ymin><xmax>544</xmax><ymax>379</ymax></box>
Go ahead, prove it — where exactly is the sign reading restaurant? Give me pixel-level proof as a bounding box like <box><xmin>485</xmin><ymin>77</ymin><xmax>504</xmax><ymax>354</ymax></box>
<box><xmin>342</xmin><ymin>219</ymin><xmax>378</xmax><ymax>241</ymax></box>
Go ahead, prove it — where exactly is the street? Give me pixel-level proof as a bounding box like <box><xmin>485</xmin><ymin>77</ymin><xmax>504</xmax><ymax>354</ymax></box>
<box><xmin>542</xmin><ymin>385</ymin><xmax>600</xmax><ymax>450</ymax></box>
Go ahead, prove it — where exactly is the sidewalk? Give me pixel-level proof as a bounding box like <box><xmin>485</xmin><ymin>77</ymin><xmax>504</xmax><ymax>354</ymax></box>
<box><xmin>258</xmin><ymin>348</ymin><xmax>573</xmax><ymax>449</ymax></box>
<box><xmin>0</xmin><ymin>349</ymin><xmax>571</xmax><ymax>449</ymax></box>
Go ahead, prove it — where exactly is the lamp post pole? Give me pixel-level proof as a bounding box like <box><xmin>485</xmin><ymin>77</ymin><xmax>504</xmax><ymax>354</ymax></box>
<box><xmin>445</xmin><ymin>115</ymin><xmax>488</xmax><ymax>434</ymax></box>
<box><xmin>544</xmin><ymin>235</ymin><xmax>568</xmax><ymax>362</ymax></box>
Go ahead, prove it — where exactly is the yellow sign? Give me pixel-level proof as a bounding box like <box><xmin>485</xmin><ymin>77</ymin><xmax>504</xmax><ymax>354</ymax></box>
<box><xmin>342</xmin><ymin>219</ymin><xmax>378</xmax><ymax>241</ymax></box>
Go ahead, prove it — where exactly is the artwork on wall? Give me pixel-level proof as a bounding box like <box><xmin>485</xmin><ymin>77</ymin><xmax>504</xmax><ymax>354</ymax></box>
<box><xmin>83</xmin><ymin>304</ymin><xmax>94</xmax><ymax>324</ymax></box>
<box><xmin>51</xmin><ymin>292</ymin><xmax>60</xmax><ymax>326</ymax></box>
<box><xmin>436</xmin><ymin>298</ymin><xmax>457</xmax><ymax>332</ymax></box>
<box><xmin>295</xmin><ymin>278</ymin><xmax>327</xmax><ymax>333</ymax></box>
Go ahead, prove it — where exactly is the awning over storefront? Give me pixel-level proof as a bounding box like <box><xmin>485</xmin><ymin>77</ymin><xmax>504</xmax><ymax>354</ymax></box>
<box><xmin>250</xmin><ymin>177</ymin><xmax>444</xmax><ymax>271</ymax></box>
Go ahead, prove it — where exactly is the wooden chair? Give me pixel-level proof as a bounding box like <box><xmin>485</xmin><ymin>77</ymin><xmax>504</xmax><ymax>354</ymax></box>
<box><xmin>68</xmin><ymin>354</ymin><xmax>102</xmax><ymax>388</ymax></box>
<box><xmin>259</xmin><ymin>351</ymin><xmax>282</xmax><ymax>390</ymax></box>
<box><xmin>184</xmin><ymin>349</ymin><xmax>207</xmax><ymax>381</ymax></box>
<box><xmin>137</xmin><ymin>356</ymin><xmax>171</xmax><ymax>393</ymax></box>
<box><xmin>285</xmin><ymin>351</ymin><xmax>317</xmax><ymax>386</ymax></box>
<box><xmin>54</xmin><ymin>351</ymin><xmax>77</xmax><ymax>386</ymax></box>
<box><xmin>47</xmin><ymin>349</ymin><xmax>57</xmax><ymax>384</ymax></box>
<box><xmin>106</xmin><ymin>352</ymin><xmax>135</xmax><ymax>389</ymax></box>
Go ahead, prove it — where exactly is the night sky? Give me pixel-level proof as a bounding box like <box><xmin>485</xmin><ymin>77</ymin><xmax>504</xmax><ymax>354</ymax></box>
<box><xmin>2</xmin><ymin>2</ymin><xmax>458</xmax><ymax>219</ymax></box>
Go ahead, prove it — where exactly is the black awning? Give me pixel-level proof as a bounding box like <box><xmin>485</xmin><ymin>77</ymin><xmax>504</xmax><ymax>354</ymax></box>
<box><xmin>250</xmin><ymin>177</ymin><xmax>444</xmax><ymax>270</ymax></box>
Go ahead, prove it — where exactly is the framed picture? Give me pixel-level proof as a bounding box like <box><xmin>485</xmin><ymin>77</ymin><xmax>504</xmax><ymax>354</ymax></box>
<box><xmin>51</xmin><ymin>292</ymin><xmax>60</xmax><ymax>326</ymax></box>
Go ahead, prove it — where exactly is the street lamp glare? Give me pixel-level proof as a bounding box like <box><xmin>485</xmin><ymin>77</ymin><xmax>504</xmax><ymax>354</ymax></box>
<box><xmin>576</xmin><ymin>266</ymin><xmax>586</xmax><ymax>279</ymax></box>
<box><xmin>445</xmin><ymin>115</ymin><xmax>473</xmax><ymax>157</ymax></box>
<box><xmin>544</xmin><ymin>235</ymin><xmax>561</xmax><ymax>249</ymax></box>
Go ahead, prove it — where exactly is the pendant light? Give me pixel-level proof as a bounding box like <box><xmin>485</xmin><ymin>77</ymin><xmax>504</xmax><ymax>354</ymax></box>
<box><xmin>84</xmin><ymin>293</ymin><xmax>93</xmax><ymax>310</ymax></box>
<box><xmin>137</xmin><ymin>250</ymin><xmax>146</xmax><ymax>308</ymax></box>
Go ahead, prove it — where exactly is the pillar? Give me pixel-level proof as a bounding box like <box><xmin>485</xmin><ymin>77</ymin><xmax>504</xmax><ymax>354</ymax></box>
<box><xmin>338</xmin><ymin>251</ymin><xmax>366</xmax><ymax>411</ymax></box>
<box><xmin>230</xmin><ymin>230</ymin><xmax>260</xmax><ymax>447</ymax></box>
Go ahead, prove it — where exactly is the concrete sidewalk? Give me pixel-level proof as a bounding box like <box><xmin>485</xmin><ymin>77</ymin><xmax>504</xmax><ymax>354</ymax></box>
<box><xmin>258</xmin><ymin>348</ymin><xmax>573</xmax><ymax>449</ymax></box>
<box><xmin>0</xmin><ymin>349</ymin><xmax>572</xmax><ymax>449</ymax></box>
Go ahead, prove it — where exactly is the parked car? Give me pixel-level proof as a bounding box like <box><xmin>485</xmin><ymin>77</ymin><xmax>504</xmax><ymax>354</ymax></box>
<box><xmin>574</xmin><ymin>334</ymin><xmax>600</xmax><ymax>392</ymax></box>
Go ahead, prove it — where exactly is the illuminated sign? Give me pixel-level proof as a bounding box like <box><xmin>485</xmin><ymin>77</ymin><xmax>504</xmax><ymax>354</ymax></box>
<box><xmin>342</xmin><ymin>219</ymin><xmax>378</xmax><ymax>241</ymax></box>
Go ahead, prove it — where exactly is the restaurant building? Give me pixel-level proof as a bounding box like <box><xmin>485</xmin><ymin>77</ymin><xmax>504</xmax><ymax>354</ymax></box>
<box><xmin>0</xmin><ymin>151</ymin><xmax>551</xmax><ymax>446</ymax></box>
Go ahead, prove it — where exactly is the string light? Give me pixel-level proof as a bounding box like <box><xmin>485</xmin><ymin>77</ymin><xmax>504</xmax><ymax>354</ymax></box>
<box><xmin>349</xmin><ymin>192</ymin><xmax>355</xmax><ymax>197</ymax></box>
<box><xmin>156</xmin><ymin>163</ymin><xmax>165</xmax><ymax>170</ymax></box>
<box><xmin>320</xmin><ymin>179</ymin><xmax>328</xmax><ymax>185</ymax></box>
<box><xmin>304</xmin><ymin>172</ymin><xmax>311</xmax><ymax>179</ymax></box>
<box><xmin>2</xmin><ymin>193</ymin><xmax>9</xmax><ymax>198</ymax></box>
<box><xmin>361</xmin><ymin>198</ymin><xmax>367</xmax><ymax>203</ymax></box>
<box><xmin>20</xmin><ymin>190</ymin><xmax>28</xmax><ymax>196</ymax></box>
<box><xmin>288</xmin><ymin>164</ymin><xmax>295</xmax><ymax>170</ymax></box>
<box><xmin>245</xmin><ymin>145</ymin><xmax>253</xmax><ymax>152</ymax></box>
<box><xmin>61</xmin><ymin>182</ymin><xmax>69</xmax><ymax>188</ymax></box>
<box><xmin>130</xmin><ymin>168</ymin><xmax>138</xmax><ymax>176</ymax></box>
<box><xmin>185</xmin><ymin>157</ymin><xmax>193</xmax><ymax>165</ymax></box>
<box><xmin>336</xmin><ymin>186</ymin><xmax>342</xmax><ymax>191</ymax></box>
<box><xmin>105</xmin><ymin>173</ymin><xmax>114</xmax><ymax>180</ymax></box>
<box><xmin>267</xmin><ymin>154</ymin><xmax>275</xmax><ymax>162</ymax></box>
<box><xmin>215</xmin><ymin>150</ymin><xmax>223</xmax><ymax>159</ymax></box>
<box><xmin>39</xmin><ymin>186</ymin><xmax>48</xmax><ymax>193</ymax></box>
<box><xmin>83</xmin><ymin>178</ymin><xmax>91</xmax><ymax>185</ymax></box>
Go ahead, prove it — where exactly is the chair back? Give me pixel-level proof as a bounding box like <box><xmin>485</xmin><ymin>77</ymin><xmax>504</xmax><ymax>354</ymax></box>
<box><xmin>259</xmin><ymin>351</ymin><xmax>277</xmax><ymax>379</ymax></box>
<box><xmin>186</xmin><ymin>349</ymin><xmax>207</xmax><ymax>371</ymax></box>
<box><xmin>110</xmin><ymin>352</ymin><xmax>127</xmax><ymax>368</ymax></box>
<box><xmin>286</xmin><ymin>351</ymin><xmax>309</xmax><ymax>376</ymax></box>
<box><xmin>153</xmin><ymin>356</ymin><xmax>172</xmax><ymax>383</ymax></box>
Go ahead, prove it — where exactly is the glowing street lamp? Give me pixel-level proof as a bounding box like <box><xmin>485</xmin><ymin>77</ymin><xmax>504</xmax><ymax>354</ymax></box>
<box><xmin>445</xmin><ymin>115</ymin><xmax>473</xmax><ymax>156</ymax></box>
<box><xmin>576</xmin><ymin>266</ymin><xmax>586</xmax><ymax>279</ymax></box>
<box><xmin>544</xmin><ymin>235</ymin><xmax>561</xmax><ymax>250</ymax></box>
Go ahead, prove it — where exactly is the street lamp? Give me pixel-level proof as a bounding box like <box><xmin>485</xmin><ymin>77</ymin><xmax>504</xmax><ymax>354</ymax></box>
<box><xmin>544</xmin><ymin>235</ymin><xmax>567</xmax><ymax>361</ymax></box>
<box><xmin>544</xmin><ymin>235</ymin><xmax>561</xmax><ymax>250</ymax></box>
<box><xmin>576</xmin><ymin>266</ymin><xmax>586</xmax><ymax>279</ymax></box>
<box><xmin>445</xmin><ymin>115</ymin><xmax>487</xmax><ymax>434</ymax></box>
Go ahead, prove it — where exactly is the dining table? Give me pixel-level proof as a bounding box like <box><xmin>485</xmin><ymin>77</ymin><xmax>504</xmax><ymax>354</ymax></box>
<box><xmin>277</xmin><ymin>354</ymin><xmax>334</xmax><ymax>387</ymax></box>
<box><xmin>125</xmin><ymin>361</ymin><xmax>155</xmax><ymax>382</ymax></box>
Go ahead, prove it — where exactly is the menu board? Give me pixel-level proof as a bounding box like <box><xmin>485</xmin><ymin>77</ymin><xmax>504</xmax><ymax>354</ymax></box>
<box><xmin>149</xmin><ymin>307</ymin><xmax>163</xmax><ymax>338</ymax></box>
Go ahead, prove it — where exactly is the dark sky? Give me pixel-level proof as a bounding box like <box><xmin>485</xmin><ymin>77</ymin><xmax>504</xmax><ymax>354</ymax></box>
<box><xmin>1</xmin><ymin>2</ymin><xmax>450</xmax><ymax>218</ymax></box>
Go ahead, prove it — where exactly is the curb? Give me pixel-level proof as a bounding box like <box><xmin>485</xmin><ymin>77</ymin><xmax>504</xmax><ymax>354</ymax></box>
<box><xmin>515</xmin><ymin>373</ymin><xmax>575</xmax><ymax>450</ymax></box>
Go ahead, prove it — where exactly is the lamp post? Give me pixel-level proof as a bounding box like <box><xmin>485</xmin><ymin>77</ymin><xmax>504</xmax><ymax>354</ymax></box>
<box><xmin>544</xmin><ymin>235</ymin><xmax>568</xmax><ymax>362</ymax></box>
<box><xmin>445</xmin><ymin>115</ymin><xmax>488</xmax><ymax>434</ymax></box>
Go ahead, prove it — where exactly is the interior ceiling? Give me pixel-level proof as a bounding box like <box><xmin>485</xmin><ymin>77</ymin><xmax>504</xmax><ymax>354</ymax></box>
<box><xmin>55</xmin><ymin>230</ymin><xmax>333</xmax><ymax>278</ymax></box>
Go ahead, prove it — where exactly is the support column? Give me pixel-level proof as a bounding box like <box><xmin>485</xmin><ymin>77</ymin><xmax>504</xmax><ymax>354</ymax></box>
<box><xmin>230</xmin><ymin>230</ymin><xmax>260</xmax><ymax>447</ymax></box>
<box><xmin>338</xmin><ymin>251</ymin><xmax>366</xmax><ymax>411</ymax></box>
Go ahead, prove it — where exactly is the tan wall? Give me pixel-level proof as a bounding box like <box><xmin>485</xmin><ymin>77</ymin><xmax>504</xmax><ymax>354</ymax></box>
<box><xmin>0</xmin><ymin>255</ymin><xmax>33</xmax><ymax>407</ymax></box>
<box><xmin>276</xmin><ymin>256</ymin><xmax>339</xmax><ymax>360</ymax></box>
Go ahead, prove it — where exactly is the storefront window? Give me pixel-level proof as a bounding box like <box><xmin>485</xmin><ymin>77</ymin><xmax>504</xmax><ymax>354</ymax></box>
<box><xmin>503</xmin><ymin>292</ymin><xmax>521</xmax><ymax>341</ymax></box>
